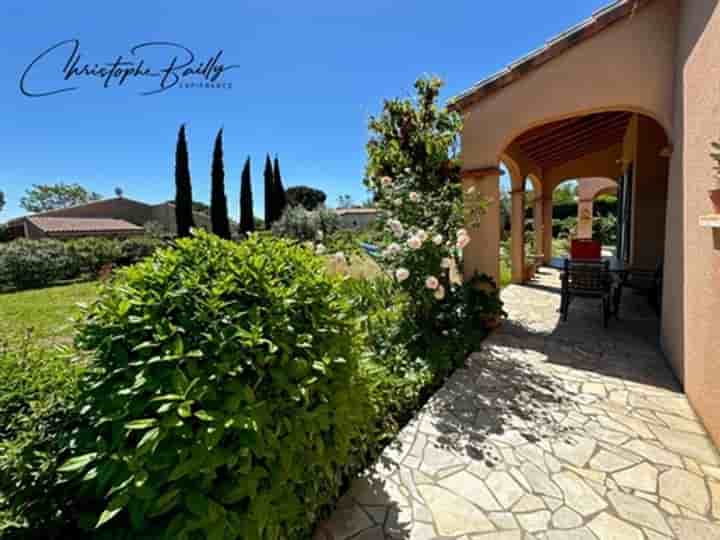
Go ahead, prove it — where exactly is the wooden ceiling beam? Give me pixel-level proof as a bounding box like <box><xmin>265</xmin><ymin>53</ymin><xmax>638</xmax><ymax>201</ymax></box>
<box><xmin>518</xmin><ymin>112</ymin><xmax>630</xmax><ymax>154</ymax></box>
<box><xmin>523</xmin><ymin>121</ymin><xmax>629</xmax><ymax>162</ymax></box>
<box><xmin>537</xmin><ymin>138</ymin><xmax>622</xmax><ymax>169</ymax></box>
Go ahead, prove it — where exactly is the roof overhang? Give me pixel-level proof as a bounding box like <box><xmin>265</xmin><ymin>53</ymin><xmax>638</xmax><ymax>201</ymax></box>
<box><xmin>448</xmin><ymin>0</ymin><xmax>653</xmax><ymax>112</ymax></box>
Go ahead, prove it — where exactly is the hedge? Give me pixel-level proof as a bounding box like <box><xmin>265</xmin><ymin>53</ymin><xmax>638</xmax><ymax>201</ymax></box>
<box><xmin>0</xmin><ymin>236</ymin><xmax>162</xmax><ymax>290</ymax></box>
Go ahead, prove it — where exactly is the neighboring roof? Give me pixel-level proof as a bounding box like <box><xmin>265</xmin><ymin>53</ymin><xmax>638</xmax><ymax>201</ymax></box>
<box><xmin>335</xmin><ymin>208</ymin><xmax>378</xmax><ymax>215</ymax></box>
<box><xmin>4</xmin><ymin>196</ymin><xmax>151</xmax><ymax>226</ymax></box>
<box><xmin>448</xmin><ymin>0</ymin><xmax>653</xmax><ymax>111</ymax></box>
<box><xmin>27</xmin><ymin>216</ymin><xmax>144</xmax><ymax>236</ymax></box>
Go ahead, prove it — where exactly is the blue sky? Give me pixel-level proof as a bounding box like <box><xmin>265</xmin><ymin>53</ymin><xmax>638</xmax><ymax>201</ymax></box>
<box><xmin>0</xmin><ymin>1</ymin><xmax>609</xmax><ymax>221</ymax></box>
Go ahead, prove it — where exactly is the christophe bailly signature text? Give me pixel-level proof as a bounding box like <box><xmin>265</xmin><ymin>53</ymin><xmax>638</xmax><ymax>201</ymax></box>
<box><xmin>20</xmin><ymin>39</ymin><xmax>239</xmax><ymax>97</ymax></box>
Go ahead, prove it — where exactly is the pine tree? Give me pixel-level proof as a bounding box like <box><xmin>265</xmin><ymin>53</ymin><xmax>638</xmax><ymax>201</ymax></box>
<box><xmin>239</xmin><ymin>157</ymin><xmax>254</xmax><ymax>234</ymax></box>
<box><xmin>273</xmin><ymin>155</ymin><xmax>287</xmax><ymax>219</ymax></box>
<box><xmin>175</xmin><ymin>124</ymin><xmax>194</xmax><ymax>237</ymax></box>
<box><xmin>210</xmin><ymin>128</ymin><xmax>231</xmax><ymax>239</ymax></box>
<box><xmin>263</xmin><ymin>154</ymin><xmax>275</xmax><ymax>227</ymax></box>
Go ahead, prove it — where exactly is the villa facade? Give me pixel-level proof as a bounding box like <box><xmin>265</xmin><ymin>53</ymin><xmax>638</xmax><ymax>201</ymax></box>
<box><xmin>452</xmin><ymin>0</ymin><xmax>720</xmax><ymax>443</ymax></box>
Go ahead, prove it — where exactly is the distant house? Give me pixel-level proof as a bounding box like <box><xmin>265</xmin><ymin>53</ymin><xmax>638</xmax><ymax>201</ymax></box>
<box><xmin>335</xmin><ymin>208</ymin><xmax>378</xmax><ymax>229</ymax></box>
<box><xmin>3</xmin><ymin>197</ymin><xmax>211</xmax><ymax>240</ymax></box>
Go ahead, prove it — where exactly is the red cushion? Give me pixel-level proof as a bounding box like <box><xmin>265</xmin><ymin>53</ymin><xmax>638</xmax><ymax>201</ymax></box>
<box><xmin>571</xmin><ymin>239</ymin><xmax>601</xmax><ymax>260</ymax></box>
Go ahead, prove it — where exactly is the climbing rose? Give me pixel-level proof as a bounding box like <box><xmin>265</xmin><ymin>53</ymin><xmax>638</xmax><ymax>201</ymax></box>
<box><xmin>388</xmin><ymin>219</ymin><xmax>403</xmax><ymax>237</ymax></box>
<box><xmin>381</xmin><ymin>176</ymin><xmax>392</xmax><ymax>187</ymax></box>
<box><xmin>407</xmin><ymin>236</ymin><xmax>422</xmax><ymax>250</ymax></box>
<box><xmin>409</xmin><ymin>192</ymin><xmax>419</xmax><ymax>202</ymax></box>
<box><xmin>434</xmin><ymin>285</ymin><xmax>445</xmax><ymax>300</ymax></box>
<box><xmin>440</xmin><ymin>257</ymin><xmax>451</xmax><ymax>269</ymax></box>
<box><xmin>457</xmin><ymin>228</ymin><xmax>468</xmax><ymax>238</ymax></box>
<box><xmin>395</xmin><ymin>268</ymin><xmax>410</xmax><ymax>282</ymax></box>
<box><xmin>432</xmin><ymin>234</ymin><xmax>443</xmax><ymax>245</ymax></box>
<box><xmin>315</xmin><ymin>244</ymin><xmax>326</xmax><ymax>254</ymax></box>
<box><xmin>416</xmin><ymin>229</ymin><xmax>428</xmax><ymax>243</ymax></box>
<box><xmin>393</xmin><ymin>198</ymin><xmax>402</xmax><ymax>206</ymax></box>
<box><xmin>456</xmin><ymin>234</ymin><xmax>470</xmax><ymax>249</ymax></box>
<box><xmin>332</xmin><ymin>252</ymin><xmax>346</xmax><ymax>264</ymax></box>
<box><xmin>425</xmin><ymin>276</ymin><xmax>439</xmax><ymax>290</ymax></box>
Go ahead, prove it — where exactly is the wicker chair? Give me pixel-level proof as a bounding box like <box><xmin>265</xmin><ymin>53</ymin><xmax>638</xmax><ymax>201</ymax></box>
<box><xmin>560</xmin><ymin>259</ymin><xmax>613</xmax><ymax>328</ymax></box>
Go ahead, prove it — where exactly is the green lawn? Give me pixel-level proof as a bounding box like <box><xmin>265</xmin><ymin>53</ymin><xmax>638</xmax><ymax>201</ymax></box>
<box><xmin>0</xmin><ymin>281</ymin><xmax>98</xmax><ymax>348</ymax></box>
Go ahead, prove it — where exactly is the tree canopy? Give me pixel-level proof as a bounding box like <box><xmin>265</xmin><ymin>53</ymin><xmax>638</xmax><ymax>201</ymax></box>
<box><xmin>20</xmin><ymin>183</ymin><xmax>102</xmax><ymax>213</ymax></box>
<box><xmin>210</xmin><ymin>129</ymin><xmax>231</xmax><ymax>239</ymax></box>
<box><xmin>0</xmin><ymin>190</ymin><xmax>5</xmax><ymax>213</ymax></box>
<box><xmin>174</xmin><ymin>124</ymin><xmax>194</xmax><ymax>237</ymax></box>
<box><xmin>285</xmin><ymin>186</ymin><xmax>327</xmax><ymax>210</ymax></box>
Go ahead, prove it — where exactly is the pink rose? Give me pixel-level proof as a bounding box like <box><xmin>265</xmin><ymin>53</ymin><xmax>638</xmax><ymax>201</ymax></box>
<box><xmin>425</xmin><ymin>276</ymin><xmax>439</xmax><ymax>290</ymax></box>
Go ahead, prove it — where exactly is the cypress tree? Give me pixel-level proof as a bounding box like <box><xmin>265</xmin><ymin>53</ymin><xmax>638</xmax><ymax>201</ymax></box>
<box><xmin>273</xmin><ymin>155</ymin><xmax>287</xmax><ymax>219</ymax></box>
<box><xmin>263</xmin><ymin>154</ymin><xmax>275</xmax><ymax>227</ymax></box>
<box><xmin>175</xmin><ymin>124</ymin><xmax>194</xmax><ymax>237</ymax></box>
<box><xmin>210</xmin><ymin>128</ymin><xmax>231</xmax><ymax>239</ymax></box>
<box><xmin>239</xmin><ymin>157</ymin><xmax>254</xmax><ymax>234</ymax></box>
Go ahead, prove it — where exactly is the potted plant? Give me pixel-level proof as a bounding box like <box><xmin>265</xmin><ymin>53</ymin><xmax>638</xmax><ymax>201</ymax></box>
<box><xmin>710</xmin><ymin>140</ymin><xmax>720</xmax><ymax>212</ymax></box>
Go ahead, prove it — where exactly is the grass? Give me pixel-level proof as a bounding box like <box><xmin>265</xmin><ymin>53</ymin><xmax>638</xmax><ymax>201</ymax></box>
<box><xmin>0</xmin><ymin>281</ymin><xmax>98</xmax><ymax>348</ymax></box>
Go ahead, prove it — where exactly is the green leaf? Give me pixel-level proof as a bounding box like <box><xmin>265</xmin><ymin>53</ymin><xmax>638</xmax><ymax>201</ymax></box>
<box><xmin>96</xmin><ymin>507</ymin><xmax>123</xmax><ymax>528</ymax></box>
<box><xmin>137</xmin><ymin>427</ymin><xmax>160</xmax><ymax>449</ymax></box>
<box><xmin>185</xmin><ymin>491</ymin><xmax>209</xmax><ymax>516</ymax></box>
<box><xmin>194</xmin><ymin>410</ymin><xmax>214</xmax><ymax>422</ymax></box>
<box><xmin>178</xmin><ymin>401</ymin><xmax>193</xmax><ymax>418</ymax></box>
<box><xmin>57</xmin><ymin>452</ymin><xmax>97</xmax><ymax>473</ymax></box>
<box><xmin>125</xmin><ymin>418</ymin><xmax>158</xmax><ymax>430</ymax></box>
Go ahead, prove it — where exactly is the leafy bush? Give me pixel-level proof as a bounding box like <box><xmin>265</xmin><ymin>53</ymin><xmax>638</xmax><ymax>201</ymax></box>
<box><xmin>593</xmin><ymin>214</ymin><xmax>617</xmax><ymax>246</ymax></box>
<box><xmin>0</xmin><ymin>239</ymin><xmax>78</xmax><ymax>289</ymax></box>
<box><xmin>272</xmin><ymin>205</ymin><xmax>338</xmax><ymax>241</ymax></box>
<box><xmin>58</xmin><ymin>231</ymin><xmax>370</xmax><ymax>539</ymax></box>
<box><xmin>0</xmin><ymin>236</ymin><xmax>163</xmax><ymax>290</ymax></box>
<box><xmin>0</xmin><ymin>337</ymin><xmax>85</xmax><ymax>537</ymax></box>
<box><xmin>118</xmin><ymin>236</ymin><xmax>163</xmax><ymax>265</ymax></box>
<box><xmin>67</xmin><ymin>238</ymin><xmax>122</xmax><ymax>274</ymax></box>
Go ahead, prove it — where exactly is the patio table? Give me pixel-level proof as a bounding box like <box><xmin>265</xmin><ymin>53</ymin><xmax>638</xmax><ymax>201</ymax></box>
<box><xmin>548</xmin><ymin>256</ymin><xmax>629</xmax><ymax>316</ymax></box>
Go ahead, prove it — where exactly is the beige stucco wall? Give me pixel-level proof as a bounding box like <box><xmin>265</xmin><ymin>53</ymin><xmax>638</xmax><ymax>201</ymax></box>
<box><xmin>460</xmin><ymin>0</ymin><xmax>678</xmax><ymax>170</ymax></box>
<box><xmin>666</xmin><ymin>0</ymin><xmax>720</xmax><ymax>445</ymax></box>
<box><xmin>632</xmin><ymin>116</ymin><xmax>670</xmax><ymax>269</ymax></box>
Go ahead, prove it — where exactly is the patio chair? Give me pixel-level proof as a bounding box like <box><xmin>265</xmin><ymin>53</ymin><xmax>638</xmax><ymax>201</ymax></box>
<box><xmin>620</xmin><ymin>263</ymin><xmax>663</xmax><ymax>315</ymax></box>
<box><xmin>560</xmin><ymin>258</ymin><xmax>613</xmax><ymax>328</ymax></box>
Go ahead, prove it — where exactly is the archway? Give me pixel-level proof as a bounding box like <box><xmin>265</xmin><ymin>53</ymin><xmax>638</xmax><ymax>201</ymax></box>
<box><xmin>462</xmin><ymin>110</ymin><xmax>670</xmax><ymax>285</ymax></box>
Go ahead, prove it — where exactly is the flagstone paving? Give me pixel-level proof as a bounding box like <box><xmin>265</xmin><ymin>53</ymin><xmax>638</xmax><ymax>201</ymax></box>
<box><xmin>317</xmin><ymin>269</ymin><xmax>720</xmax><ymax>540</ymax></box>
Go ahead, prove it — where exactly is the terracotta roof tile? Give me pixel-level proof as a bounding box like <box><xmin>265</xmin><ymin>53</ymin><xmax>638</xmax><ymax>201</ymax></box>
<box><xmin>28</xmin><ymin>216</ymin><xmax>144</xmax><ymax>235</ymax></box>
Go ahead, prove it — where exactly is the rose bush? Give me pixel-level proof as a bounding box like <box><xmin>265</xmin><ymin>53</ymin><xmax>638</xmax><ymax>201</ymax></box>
<box><xmin>364</xmin><ymin>77</ymin><xmax>488</xmax><ymax>327</ymax></box>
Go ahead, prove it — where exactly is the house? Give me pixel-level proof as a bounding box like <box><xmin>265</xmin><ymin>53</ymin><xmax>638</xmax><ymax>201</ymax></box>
<box><xmin>452</xmin><ymin>0</ymin><xmax>720</xmax><ymax>444</ymax></box>
<box><xmin>3</xmin><ymin>196</ymin><xmax>211</xmax><ymax>240</ymax></box>
<box><xmin>335</xmin><ymin>207</ymin><xmax>378</xmax><ymax>229</ymax></box>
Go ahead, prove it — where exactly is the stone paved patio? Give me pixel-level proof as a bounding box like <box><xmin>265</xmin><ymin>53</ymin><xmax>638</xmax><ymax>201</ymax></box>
<box><xmin>318</xmin><ymin>269</ymin><xmax>720</xmax><ymax>540</ymax></box>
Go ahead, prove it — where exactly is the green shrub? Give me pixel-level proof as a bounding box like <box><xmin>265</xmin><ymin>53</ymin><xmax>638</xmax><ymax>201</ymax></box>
<box><xmin>59</xmin><ymin>231</ymin><xmax>370</xmax><ymax>539</ymax></box>
<box><xmin>272</xmin><ymin>205</ymin><xmax>338</xmax><ymax>241</ymax></box>
<box><xmin>0</xmin><ymin>239</ymin><xmax>78</xmax><ymax>289</ymax></box>
<box><xmin>0</xmin><ymin>337</ymin><xmax>85</xmax><ymax>537</ymax></box>
<box><xmin>67</xmin><ymin>238</ymin><xmax>122</xmax><ymax>274</ymax></box>
<box><xmin>117</xmin><ymin>236</ymin><xmax>162</xmax><ymax>265</ymax></box>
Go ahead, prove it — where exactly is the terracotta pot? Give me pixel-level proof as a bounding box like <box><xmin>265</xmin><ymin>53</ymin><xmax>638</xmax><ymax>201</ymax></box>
<box><xmin>710</xmin><ymin>188</ymin><xmax>720</xmax><ymax>213</ymax></box>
